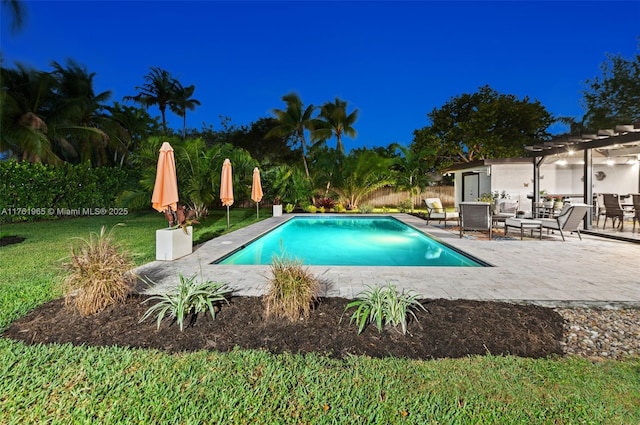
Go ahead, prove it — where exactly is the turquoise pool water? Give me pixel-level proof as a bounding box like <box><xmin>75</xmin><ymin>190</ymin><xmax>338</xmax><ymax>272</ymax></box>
<box><xmin>215</xmin><ymin>216</ymin><xmax>485</xmax><ymax>266</ymax></box>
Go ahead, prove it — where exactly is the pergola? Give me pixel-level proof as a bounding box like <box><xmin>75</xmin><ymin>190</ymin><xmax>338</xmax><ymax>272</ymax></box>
<box><xmin>524</xmin><ymin>122</ymin><xmax>640</xmax><ymax>229</ymax></box>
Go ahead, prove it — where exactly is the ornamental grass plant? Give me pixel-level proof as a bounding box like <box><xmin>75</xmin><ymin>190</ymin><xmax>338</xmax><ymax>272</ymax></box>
<box><xmin>139</xmin><ymin>273</ymin><xmax>233</xmax><ymax>331</ymax></box>
<box><xmin>264</xmin><ymin>254</ymin><xmax>320</xmax><ymax>321</ymax></box>
<box><xmin>345</xmin><ymin>283</ymin><xmax>426</xmax><ymax>335</ymax></box>
<box><xmin>61</xmin><ymin>224</ymin><xmax>134</xmax><ymax>316</ymax></box>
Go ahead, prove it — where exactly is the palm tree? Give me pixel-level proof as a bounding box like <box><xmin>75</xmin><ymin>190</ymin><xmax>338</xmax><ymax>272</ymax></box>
<box><xmin>266</xmin><ymin>92</ymin><xmax>316</xmax><ymax>179</ymax></box>
<box><xmin>0</xmin><ymin>64</ymin><xmax>60</xmax><ymax>164</ymax></box>
<box><xmin>331</xmin><ymin>150</ymin><xmax>394</xmax><ymax>210</ymax></box>
<box><xmin>390</xmin><ymin>144</ymin><xmax>431</xmax><ymax>212</ymax></box>
<box><xmin>124</xmin><ymin>67</ymin><xmax>177</xmax><ymax>133</ymax></box>
<box><xmin>48</xmin><ymin>60</ymin><xmax>114</xmax><ymax>166</ymax></box>
<box><xmin>312</xmin><ymin>97</ymin><xmax>358</xmax><ymax>155</ymax></box>
<box><xmin>169</xmin><ymin>81</ymin><xmax>200</xmax><ymax>139</ymax></box>
<box><xmin>2</xmin><ymin>0</ymin><xmax>27</xmax><ymax>34</ymax></box>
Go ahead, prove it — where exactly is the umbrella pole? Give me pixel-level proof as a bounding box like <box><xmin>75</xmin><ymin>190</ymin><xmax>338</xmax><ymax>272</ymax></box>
<box><xmin>256</xmin><ymin>202</ymin><xmax>259</xmax><ymax>219</ymax></box>
<box><xmin>226</xmin><ymin>206</ymin><xmax>230</xmax><ymax>229</ymax></box>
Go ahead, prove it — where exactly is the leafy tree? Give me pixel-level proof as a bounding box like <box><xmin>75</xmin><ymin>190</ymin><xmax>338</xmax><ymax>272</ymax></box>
<box><xmin>125</xmin><ymin>67</ymin><xmax>178</xmax><ymax>133</ymax></box>
<box><xmin>581</xmin><ymin>53</ymin><xmax>640</xmax><ymax>130</ymax></box>
<box><xmin>266</xmin><ymin>92</ymin><xmax>316</xmax><ymax>179</ymax></box>
<box><xmin>169</xmin><ymin>81</ymin><xmax>200</xmax><ymax>139</ymax></box>
<box><xmin>330</xmin><ymin>149</ymin><xmax>394</xmax><ymax>210</ymax></box>
<box><xmin>412</xmin><ymin>85</ymin><xmax>553</xmax><ymax>170</ymax></box>
<box><xmin>312</xmin><ymin>97</ymin><xmax>358</xmax><ymax>154</ymax></box>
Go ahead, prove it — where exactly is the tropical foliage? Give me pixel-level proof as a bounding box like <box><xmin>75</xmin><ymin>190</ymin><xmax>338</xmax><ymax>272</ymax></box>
<box><xmin>330</xmin><ymin>149</ymin><xmax>395</xmax><ymax>210</ymax></box>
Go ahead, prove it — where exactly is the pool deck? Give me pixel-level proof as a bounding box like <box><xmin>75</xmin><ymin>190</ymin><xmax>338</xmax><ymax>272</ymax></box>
<box><xmin>134</xmin><ymin>214</ymin><xmax>640</xmax><ymax>308</ymax></box>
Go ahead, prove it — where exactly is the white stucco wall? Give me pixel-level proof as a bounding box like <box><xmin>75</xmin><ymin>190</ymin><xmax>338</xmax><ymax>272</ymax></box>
<box><xmin>453</xmin><ymin>160</ymin><xmax>640</xmax><ymax>214</ymax></box>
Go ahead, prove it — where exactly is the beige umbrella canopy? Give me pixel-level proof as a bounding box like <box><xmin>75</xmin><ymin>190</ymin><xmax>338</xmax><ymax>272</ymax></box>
<box><xmin>151</xmin><ymin>142</ymin><xmax>179</xmax><ymax>226</ymax></box>
<box><xmin>220</xmin><ymin>158</ymin><xmax>234</xmax><ymax>229</ymax></box>
<box><xmin>251</xmin><ymin>167</ymin><xmax>263</xmax><ymax>218</ymax></box>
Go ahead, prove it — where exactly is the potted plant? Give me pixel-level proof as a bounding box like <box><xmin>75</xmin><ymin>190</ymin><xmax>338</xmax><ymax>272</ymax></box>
<box><xmin>272</xmin><ymin>197</ymin><xmax>283</xmax><ymax>217</ymax></box>
<box><xmin>156</xmin><ymin>204</ymin><xmax>198</xmax><ymax>261</ymax></box>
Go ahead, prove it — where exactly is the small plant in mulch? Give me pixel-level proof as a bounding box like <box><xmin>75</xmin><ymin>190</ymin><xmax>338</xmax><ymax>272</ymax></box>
<box><xmin>344</xmin><ymin>283</ymin><xmax>426</xmax><ymax>335</ymax></box>
<box><xmin>264</xmin><ymin>253</ymin><xmax>321</xmax><ymax>322</ymax></box>
<box><xmin>61</xmin><ymin>224</ymin><xmax>134</xmax><ymax>316</ymax></box>
<box><xmin>139</xmin><ymin>273</ymin><xmax>234</xmax><ymax>331</ymax></box>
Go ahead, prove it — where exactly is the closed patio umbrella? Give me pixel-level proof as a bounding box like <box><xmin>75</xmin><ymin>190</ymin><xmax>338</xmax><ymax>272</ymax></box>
<box><xmin>151</xmin><ymin>142</ymin><xmax>179</xmax><ymax>226</ymax></box>
<box><xmin>220</xmin><ymin>158</ymin><xmax>234</xmax><ymax>229</ymax></box>
<box><xmin>251</xmin><ymin>167</ymin><xmax>263</xmax><ymax>218</ymax></box>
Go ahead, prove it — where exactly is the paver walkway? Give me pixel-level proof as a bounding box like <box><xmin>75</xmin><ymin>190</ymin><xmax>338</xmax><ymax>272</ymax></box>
<box><xmin>134</xmin><ymin>214</ymin><xmax>640</xmax><ymax>308</ymax></box>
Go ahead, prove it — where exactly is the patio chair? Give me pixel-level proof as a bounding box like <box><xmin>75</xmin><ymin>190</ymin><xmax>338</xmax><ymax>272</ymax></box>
<box><xmin>539</xmin><ymin>203</ymin><xmax>590</xmax><ymax>241</ymax></box>
<box><xmin>459</xmin><ymin>202</ymin><xmax>492</xmax><ymax>239</ymax></box>
<box><xmin>601</xmin><ymin>193</ymin><xmax>634</xmax><ymax>231</ymax></box>
<box><xmin>423</xmin><ymin>198</ymin><xmax>459</xmax><ymax>228</ymax></box>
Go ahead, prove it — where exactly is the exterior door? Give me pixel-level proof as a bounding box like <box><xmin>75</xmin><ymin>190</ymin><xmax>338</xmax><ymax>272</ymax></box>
<box><xmin>462</xmin><ymin>172</ymin><xmax>480</xmax><ymax>202</ymax></box>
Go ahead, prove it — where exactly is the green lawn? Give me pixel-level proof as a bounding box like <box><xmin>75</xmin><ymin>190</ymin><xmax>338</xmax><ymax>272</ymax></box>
<box><xmin>1</xmin><ymin>210</ymin><xmax>639</xmax><ymax>424</ymax></box>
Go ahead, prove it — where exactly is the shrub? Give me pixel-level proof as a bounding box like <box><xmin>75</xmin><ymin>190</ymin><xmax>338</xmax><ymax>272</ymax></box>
<box><xmin>264</xmin><ymin>254</ymin><xmax>320</xmax><ymax>322</ymax></box>
<box><xmin>285</xmin><ymin>203</ymin><xmax>294</xmax><ymax>213</ymax></box>
<box><xmin>344</xmin><ymin>283</ymin><xmax>425</xmax><ymax>335</ymax></box>
<box><xmin>359</xmin><ymin>204</ymin><xmax>374</xmax><ymax>214</ymax></box>
<box><xmin>318</xmin><ymin>206</ymin><xmax>325</xmax><ymax>214</ymax></box>
<box><xmin>335</xmin><ymin>203</ymin><xmax>346</xmax><ymax>213</ymax></box>
<box><xmin>398</xmin><ymin>199</ymin><xmax>413</xmax><ymax>213</ymax></box>
<box><xmin>0</xmin><ymin>160</ymin><xmax>135</xmax><ymax>223</ymax></box>
<box><xmin>62</xmin><ymin>225</ymin><xmax>134</xmax><ymax>316</ymax></box>
<box><xmin>139</xmin><ymin>274</ymin><xmax>233</xmax><ymax>331</ymax></box>
<box><xmin>304</xmin><ymin>205</ymin><xmax>317</xmax><ymax>213</ymax></box>
<box><xmin>316</xmin><ymin>198</ymin><xmax>336</xmax><ymax>210</ymax></box>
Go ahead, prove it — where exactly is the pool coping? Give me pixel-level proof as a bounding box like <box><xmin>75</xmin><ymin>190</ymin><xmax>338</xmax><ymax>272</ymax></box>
<box><xmin>133</xmin><ymin>213</ymin><xmax>640</xmax><ymax>308</ymax></box>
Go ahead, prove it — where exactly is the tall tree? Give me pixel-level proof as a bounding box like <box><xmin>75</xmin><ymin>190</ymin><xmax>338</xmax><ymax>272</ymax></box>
<box><xmin>125</xmin><ymin>67</ymin><xmax>177</xmax><ymax>133</ymax></box>
<box><xmin>581</xmin><ymin>53</ymin><xmax>640</xmax><ymax>130</ymax></box>
<box><xmin>0</xmin><ymin>64</ymin><xmax>59</xmax><ymax>163</ymax></box>
<box><xmin>169</xmin><ymin>81</ymin><xmax>200</xmax><ymax>139</ymax></box>
<box><xmin>266</xmin><ymin>92</ymin><xmax>316</xmax><ymax>179</ymax></box>
<box><xmin>48</xmin><ymin>60</ymin><xmax>114</xmax><ymax>166</ymax></box>
<box><xmin>412</xmin><ymin>85</ymin><xmax>553</xmax><ymax>170</ymax></box>
<box><xmin>312</xmin><ymin>97</ymin><xmax>358</xmax><ymax>154</ymax></box>
<box><xmin>2</xmin><ymin>0</ymin><xmax>27</xmax><ymax>34</ymax></box>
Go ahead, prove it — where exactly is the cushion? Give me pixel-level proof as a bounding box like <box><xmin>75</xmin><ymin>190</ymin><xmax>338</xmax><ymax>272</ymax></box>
<box><xmin>431</xmin><ymin>199</ymin><xmax>443</xmax><ymax>212</ymax></box>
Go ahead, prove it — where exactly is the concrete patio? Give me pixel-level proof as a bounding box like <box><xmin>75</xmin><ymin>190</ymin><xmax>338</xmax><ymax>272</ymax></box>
<box><xmin>134</xmin><ymin>214</ymin><xmax>640</xmax><ymax>308</ymax></box>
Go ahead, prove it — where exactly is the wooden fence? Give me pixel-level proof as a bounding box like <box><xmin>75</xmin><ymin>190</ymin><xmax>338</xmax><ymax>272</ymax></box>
<box><xmin>237</xmin><ymin>186</ymin><xmax>455</xmax><ymax>209</ymax></box>
<box><xmin>361</xmin><ymin>186</ymin><xmax>455</xmax><ymax>209</ymax></box>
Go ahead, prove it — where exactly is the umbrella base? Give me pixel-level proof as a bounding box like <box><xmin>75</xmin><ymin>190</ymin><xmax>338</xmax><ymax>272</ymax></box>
<box><xmin>156</xmin><ymin>226</ymin><xmax>192</xmax><ymax>261</ymax></box>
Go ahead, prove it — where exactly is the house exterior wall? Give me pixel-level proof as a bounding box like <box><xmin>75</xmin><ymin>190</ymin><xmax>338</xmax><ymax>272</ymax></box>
<box><xmin>452</xmin><ymin>160</ymin><xmax>639</xmax><ymax>215</ymax></box>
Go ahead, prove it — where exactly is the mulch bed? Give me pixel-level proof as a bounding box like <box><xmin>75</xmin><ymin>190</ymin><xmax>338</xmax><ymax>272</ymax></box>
<box><xmin>3</xmin><ymin>295</ymin><xmax>564</xmax><ymax>360</ymax></box>
<box><xmin>0</xmin><ymin>235</ymin><xmax>25</xmax><ymax>247</ymax></box>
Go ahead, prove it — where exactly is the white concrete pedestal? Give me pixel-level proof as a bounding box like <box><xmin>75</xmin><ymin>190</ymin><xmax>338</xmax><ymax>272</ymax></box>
<box><xmin>156</xmin><ymin>226</ymin><xmax>192</xmax><ymax>261</ymax></box>
<box><xmin>272</xmin><ymin>205</ymin><xmax>283</xmax><ymax>217</ymax></box>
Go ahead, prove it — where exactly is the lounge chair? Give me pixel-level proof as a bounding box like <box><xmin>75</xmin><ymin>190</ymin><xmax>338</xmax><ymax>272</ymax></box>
<box><xmin>459</xmin><ymin>202</ymin><xmax>492</xmax><ymax>239</ymax></box>
<box><xmin>540</xmin><ymin>203</ymin><xmax>590</xmax><ymax>241</ymax></box>
<box><xmin>423</xmin><ymin>198</ymin><xmax>459</xmax><ymax>228</ymax></box>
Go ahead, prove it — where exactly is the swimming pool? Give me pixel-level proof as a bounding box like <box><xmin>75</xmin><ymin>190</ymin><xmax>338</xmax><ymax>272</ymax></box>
<box><xmin>214</xmin><ymin>216</ymin><xmax>486</xmax><ymax>267</ymax></box>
